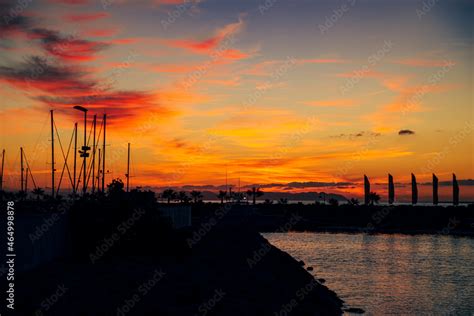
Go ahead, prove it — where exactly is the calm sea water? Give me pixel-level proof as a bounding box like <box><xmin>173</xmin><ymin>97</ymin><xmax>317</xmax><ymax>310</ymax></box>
<box><xmin>263</xmin><ymin>232</ymin><xmax>474</xmax><ymax>315</ymax></box>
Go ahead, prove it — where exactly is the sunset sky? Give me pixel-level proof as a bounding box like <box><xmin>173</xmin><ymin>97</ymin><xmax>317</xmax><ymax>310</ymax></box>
<box><xmin>0</xmin><ymin>0</ymin><xmax>473</xmax><ymax>201</ymax></box>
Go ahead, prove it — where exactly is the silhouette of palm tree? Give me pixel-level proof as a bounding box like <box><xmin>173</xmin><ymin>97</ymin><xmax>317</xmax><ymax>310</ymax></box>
<box><xmin>278</xmin><ymin>198</ymin><xmax>288</xmax><ymax>204</ymax></box>
<box><xmin>217</xmin><ymin>190</ymin><xmax>227</xmax><ymax>204</ymax></box>
<box><xmin>190</xmin><ymin>190</ymin><xmax>203</xmax><ymax>203</ymax></box>
<box><xmin>177</xmin><ymin>191</ymin><xmax>189</xmax><ymax>203</ymax></box>
<box><xmin>162</xmin><ymin>189</ymin><xmax>177</xmax><ymax>204</ymax></box>
<box><xmin>328</xmin><ymin>198</ymin><xmax>339</xmax><ymax>207</ymax></box>
<box><xmin>368</xmin><ymin>192</ymin><xmax>380</xmax><ymax>205</ymax></box>
<box><xmin>348</xmin><ymin>198</ymin><xmax>359</xmax><ymax>206</ymax></box>
<box><xmin>107</xmin><ymin>178</ymin><xmax>124</xmax><ymax>196</ymax></box>
<box><xmin>246</xmin><ymin>187</ymin><xmax>264</xmax><ymax>205</ymax></box>
<box><xmin>32</xmin><ymin>187</ymin><xmax>44</xmax><ymax>200</ymax></box>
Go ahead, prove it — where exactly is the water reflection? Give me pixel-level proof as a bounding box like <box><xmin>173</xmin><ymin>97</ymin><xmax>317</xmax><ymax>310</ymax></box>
<box><xmin>263</xmin><ymin>232</ymin><xmax>474</xmax><ymax>315</ymax></box>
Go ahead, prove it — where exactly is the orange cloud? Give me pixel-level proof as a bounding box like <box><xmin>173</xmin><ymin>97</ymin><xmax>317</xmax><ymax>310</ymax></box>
<box><xmin>305</xmin><ymin>99</ymin><xmax>356</xmax><ymax>107</ymax></box>
<box><xmin>296</xmin><ymin>58</ymin><xmax>347</xmax><ymax>64</ymax></box>
<box><xmin>393</xmin><ymin>59</ymin><xmax>456</xmax><ymax>67</ymax></box>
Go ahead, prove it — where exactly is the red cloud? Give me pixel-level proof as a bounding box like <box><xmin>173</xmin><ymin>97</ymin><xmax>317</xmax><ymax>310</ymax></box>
<box><xmin>29</xmin><ymin>28</ymin><xmax>109</xmax><ymax>62</ymax></box>
<box><xmin>164</xmin><ymin>15</ymin><xmax>246</xmax><ymax>56</ymax></box>
<box><xmin>63</xmin><ymin>12</ymin><xmax>109</xmax><ymax>22</ymax></box>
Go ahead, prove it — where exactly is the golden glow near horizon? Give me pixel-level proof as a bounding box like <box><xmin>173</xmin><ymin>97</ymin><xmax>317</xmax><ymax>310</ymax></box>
<box><xmin>0</xmin><ymin>0</ymin><xmax>472</xmax><ymax>200</ymax></box>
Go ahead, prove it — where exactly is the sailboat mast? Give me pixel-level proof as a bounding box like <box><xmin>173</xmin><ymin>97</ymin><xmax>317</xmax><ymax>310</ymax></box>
<box><xmin>0</xmin><ymin>149</ymin><xmax>5</xmax><ymax>191</ymax></box>
<box><xmin>73</xmin><ymin>122</ymin><xmax>77</xmax><ymax>194</ymax></box>
<box><xmin>92</xmin><ymin>115</ymin><xmax>97</xmax><ymax>193</ymax></box>
<box><xmin>20</xmin><ymin>147</ymin><xmax>23</xmax><ymax>192</ymax></box>
<box><xmin>126</xmin><ymin>143</ymin><xmax>130</xmax><ymax>192</ymax></box>
<box><xmin>101</xmin><ymin>114</ymin><xmax>106</xmax><ymax>192</ymax></box>
<box><xmin>50</xmin><ymin>110</ymin><xmax>55</xmax><ymax>198</ymax></box>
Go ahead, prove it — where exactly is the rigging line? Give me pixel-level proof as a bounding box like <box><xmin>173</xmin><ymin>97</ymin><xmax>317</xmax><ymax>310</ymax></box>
<box><xmin>54</xmin><ymin>121</ymin><xmax>74</xmax><ymax>189</ymax></box>
<box><xmin>56</xmin><ymin>125</ymin><xmax>75</xmax><ymax>195</ymax></box>
<box><xmin>29</xmin><ymin>111</ymin><xmax>49</xmax><ymax>167</ymax></box>
<box><xmin>22</xmin><ymin>149</ymin><xmax>37</xmax><ymax>189</ymax></box>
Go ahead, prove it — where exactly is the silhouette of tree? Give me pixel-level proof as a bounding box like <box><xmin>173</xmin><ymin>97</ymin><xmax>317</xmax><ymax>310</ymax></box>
<box><xmin>328</xmin><ymin>198</ymin><xmax>339</xmax><ymax>207</ymax></box>
<box><xmin>217</xmin><ymin>190</ymin><xmax>227</xmax><ymax>204</ymax></box>
<box><xmin>246</xmin><ymin>187</ymin><xmax>264</xmax><ymax>205</ymax></box>
<box><xmin>263</xmin><ymin>199</ymin><xmax>273</xmax><ymax>205</ymax></box>
<box><xmin>107</xmin><ymin>178</ymin><xmax>125</xmax><ymax>196</ymax></box>
<box><xmin>190</xmin><ymin>190</ymin><xmax>203</xmax><ymax>203</ymax></box>
<box><xmin>369</xmin><ymin>192</ymin><xmax>380</xmax><ymax>205</ymax></box>
<box><xmin>232</xmin><ymin>191</ymin><xmax>245</xmax><ymax>204</ymax></box>
<box><xmin>348</xmin><ymin>198</ymin><xmax>360</xmax><ymax>206</ymax></box>
<box><xmin>177</xmin><ymin>191</ymin><xmax>189</xmax><ymax>203</ymax></box>
<box><xmin>278</xmin><ymin>198</ymin><xmax>288</xmax><ymax>204</ymax></box>
<box><xmin>32</xmin><ymin>187</ymin><xmax>45</xmax><ymax>200</ymax></box>
<box><xmin>162</xmin><ymin>189</ymin><xmax>177</xmax><ymax>203</ymax></box>
<box><xmin>318</xmin><ymin>192</ymin><xmax>327</xmax><ymax>204</ymax></box>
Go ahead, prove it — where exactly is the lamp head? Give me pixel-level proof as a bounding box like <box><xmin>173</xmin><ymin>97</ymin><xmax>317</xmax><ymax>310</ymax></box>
<box><xmin>73</xmin><ymin>105</ymin><xmax>88</xmax><ymax>112</ymax></box>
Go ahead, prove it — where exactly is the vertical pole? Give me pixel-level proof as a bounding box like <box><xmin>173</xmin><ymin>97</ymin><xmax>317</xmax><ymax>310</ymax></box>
<box><xmin>101</xmin><ymin>114</ymin><xmax>106</xmax><ymax>192</ymax></box>
<box><xmin>20</xmin><ymin>147</ymin><xmax>24</xmax><ymax>192</ymax></box>
<box><xmin>50</xmin><ymin>110</ymin><xmax>55</xmax><ymax>198</ymax></box>
<box><xmin>97</xmin><ymin>148</ymin><xmax>101</xmax><ymax>191</ymax></box>
<box><xmin>0</xmin><ymin>149</ymin><xmax>5</xmax><ymax>191</ymax></box>
<box><xmin>83</xmin><ymin>110</ymin><xmax>87</xmax><ymax>195</ymax></box>
<box><xmin>92</xmin><ymin>115</ymin><xmax>97</xmax><ymax>193</ymax></box>
<box><xmin>73</xmin><ymin>122</ymin><xmax>77</xmax><ymax>194</ymax></box>
<box><xmin>126</xmin><ymin>143</ymin><xmax>130</xmax><ymax>192</ymax></box>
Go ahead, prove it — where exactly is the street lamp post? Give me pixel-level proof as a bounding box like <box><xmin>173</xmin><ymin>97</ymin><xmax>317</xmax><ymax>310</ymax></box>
<box><xmin>73</xmin><ymin>105</ymin><xmax>89</xmax><ymax>196</ymax></box>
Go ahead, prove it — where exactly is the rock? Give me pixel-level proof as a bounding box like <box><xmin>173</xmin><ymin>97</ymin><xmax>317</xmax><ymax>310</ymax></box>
<box><xmin>306</xmin><ymin>266</ymin><xmax>313</xmax><ymax>271</ymax></box>
<box><xmin>298</xmin><ymin>260</ymin><xmax>305</xmax><ymax>266</ymax></box>
<box><xmin>318</xmin><ymin>278</ymin><xmax>325</xmax><ymax>284</ymax></box>
<box><xmin>344</xmin><ymin>307</ymin><xmax>365</xmax><ymax>314</ymax></box>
